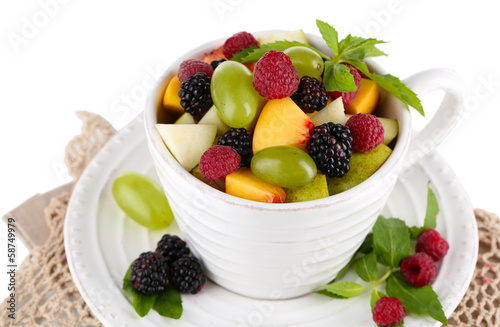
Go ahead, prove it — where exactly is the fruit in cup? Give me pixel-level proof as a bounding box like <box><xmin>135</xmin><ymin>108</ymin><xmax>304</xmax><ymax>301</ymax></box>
<box><xmin>252</xmin><ymin>97</ymin><xmax>314</xmax><ymax>153</ymax></box>
<box><xmin>257</xmin><ymin>29</ymin><xmax>309</xmax><ymax>45</ymax></box>
<box><xmin>346</xmin><ymin>114</ymin><xmax>399</xmax><ymax>146</ymax></box>
<box><xmin>345</xmin><ymin>78</ymin><xmax>381</xmax><ymax>114</ymax></box>
<box><xmin>156</xmin><ymin>124</ymin><xmax>217</xmax><ymax>171</ymax></box>
<box><xmin>284</xmin><ymin>174</ymin><xmax>329</xmax><ymax>203</ymax></box>
<box><xmin>211</xmin><ymin>61</ymin><xmax>266</xmax><ymax>128</ymax></box>
<box><xmin>251</xmin><ymin>145</ymin><xmax>317</xmax><ymax>188</ymax></box>
<box><xmin>198</xmin><ymin>105</ymin><xmax>230</xmax><ymax>135</ymax></box>
<box><xmin>310</xmin><ymin>97</ymin><xmax>346</xmax><ymax>125</ymax></box>
<box><xmin>284</xmin><ymin>46</ymin><xmax>324</xmax><ymax>80</ymax></box>
<box><xmin>163</xmin><ymin>76</ymin><xmax>184</xmax><ymax>116</ymax></box>
<box><xmin>174</xmin><ymin>112</ymin><xmax>195</xmax><ymax>124</ymax></box>
<box><xmin>225</xmin><ymin>168</ymin><xmax>286</xmax><ymax>203</ymax></box>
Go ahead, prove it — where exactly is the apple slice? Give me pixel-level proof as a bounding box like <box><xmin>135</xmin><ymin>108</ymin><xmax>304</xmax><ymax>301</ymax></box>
<box><xmin>346</xmin><ymin>114</ymin><xmax>398</xmax><ymax>145</ymax></box>
<box><xmin>284</xmin><ymin>174</ymin><xmax>329</xmax><ymax>203</ymax></box>
<box><xmin>175</xmin><ymin>112</ymin><xmax>195</xmax><ymax>124</ymax></box>
<box><xmin>327</xmin><ymin>144</ymin><xmax>392</xmax><ymax>195</ymax></box>
<box><xmin>253</xmin><ymin>97</ymin><xmax>314</xmax><ymax>153</ymax></box>
<box><xmin>162</xmin><ymin>76</ymin><xmax>185</xmax><ymax>116</ymax></box>
<box><xmin>156</xmin><ymin>124</ymin><xmax>217</xmax><ymax>171</ymax></box>
<box><xmin>198</xmin><ymin>105</ymin><xmax>230</xmax><ymax>135</ymax></box>
<box><xmin>310</xmin><ymin>97</ymin><xmax>346</xmax><ymax>126</ymax></box>
<box><xmin>258</xmin><ymin>30</ymin><xmax>309</xmax><ymax>45</ymax></box>
<box><xmin>226</xmin><ymin>168</ymin><xmax>286</xmax><ymax>203</ymax></box>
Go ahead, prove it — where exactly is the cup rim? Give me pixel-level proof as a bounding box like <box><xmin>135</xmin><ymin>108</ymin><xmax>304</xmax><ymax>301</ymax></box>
<box><xmin>144</xmin><ymin>31</ymin><xmax>411</xmax><ymax>212</ymax></box>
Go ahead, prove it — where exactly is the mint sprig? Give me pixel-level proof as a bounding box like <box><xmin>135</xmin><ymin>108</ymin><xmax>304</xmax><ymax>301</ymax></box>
<box><xmin>231</xmin><ymin>40</ymin><xmax>330</xmax><ymax>63</ymax></box>
<box><xmin>317</xmin><ymin>184</ymin><xmax>447</xmax><ymax>325</ymax></box>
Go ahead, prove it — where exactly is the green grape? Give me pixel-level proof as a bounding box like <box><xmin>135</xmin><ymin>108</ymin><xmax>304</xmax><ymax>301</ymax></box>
<box><xmin>284</xmin><ymin>46</ymin><xmax>324</xmax><ymax>79</ymax></box>
<box><xmin>211</xmin><ymin>61</ymin><xmax>266</xmax><ymax>128</ymax></box>
<box><xmin>112</xmin><ymin>172</ymin><xmax>174</xmax><ymax>229</ymax></box>
<box><xmin>251</xmin><ymin>146</ymin><xmax>317</xmax><ymax>188</ymax></box>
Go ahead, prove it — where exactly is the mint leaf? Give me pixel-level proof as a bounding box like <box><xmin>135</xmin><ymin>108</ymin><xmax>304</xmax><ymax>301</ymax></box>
<box><xmin>133</xmin><ymin>291</ymin><xmax>157</xmax><ymax>317</ymax></box>
<box><xmin>334</xmin><ymin>257</ymin><xmax>354</xmax><ymax>282</ymax></box>
<box><xmin>410</xmin><ymin>226</ymin><xmax>425</xmax><ymax>240</ymax></box>
<box><xmin>338</xmin><ymin>35</ymin><xmax>387</xmax><ymax>60</ymax></box>
<box><xmin>314</xmin><ymin>289</ymin><xmax>346</xmax><ymax>299</ymax></box>
<box><xmin>123</xmin><ymin>264</ymin><xmax>135</xmax><ymax>297</ymax></box>
<box><xmin>323</xmin><ymin>62</ymin><xmax>357</xmax><ymax>92</ymax></box>
<box><xmin>346</xmin><ymin>60</ymin><xmax>424</xmax><ymax>116</ymax></box>
<box><xmin>320</xmin><ymin>281</ymin><xmax>365</xmax><ymax>298</ymax></box>
<box><xmin>424</xmin><ymin>183</ymin><xmax>439</xmax><ymax>230</ymax></box>
<box><xmin>386</xmin><ymin>272</ymin><xmax>448</xmax><ymax>325</ymax></box>
<box><xmin>153</xmin><ymin>285</ymin><xmax>183</xmax><ymax>319</ymax></box>
<box><xmin>373</xmin><ymin>216</ymin><xmax>411</xmax><ymax>268</ymax></box>
<box><xmin>316</xmin><ymin>19</ymin><xmax>339</xmax><ymax>57</ymax></box>
<box><xmin>358</xmin><ymin>233</ymin><xmax>373</xmax><ymax>254</ymax></box>
<box><xmin>353</xmin><ymin>251</ymin><xmax>378</xmax><ymax>282</ymax></box>
<box><xmin>232</xmin><ymin>40</ymin><xmax>329</xmax><ymax>63</ymax></box>
<box><xmin>370</xmin><ymin>288</ymin><xmax>386</xmax><ymax>310</ymax></box>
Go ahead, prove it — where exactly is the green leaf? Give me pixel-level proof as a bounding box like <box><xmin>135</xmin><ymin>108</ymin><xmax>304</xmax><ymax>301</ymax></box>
<box><xmin>316</xmin><ymin>19</ymin><xmax>339</xmax><ymax>57</ymax></box>
<box><xmin>370</xmin><ymin>288</ymin><xmax>386</xmax><ymax>310</ymax></box>
<box><xmin>323</xmin><ymin>62</ymin><xmax>357</xmax><ymax>93</ymax></box>
<box><xmin>122</xmin><ymin>264</ymin><xmax>135</xmax><ymax>297</ymax></box>
<box><xmin>334</xmin><ymin>258</ymin><xmax>354</xmax><ymax>282</ymax></box>
<box><xmin>338</xmin><ymin>35</ymin><xmax>388</xmax><ymax>60</ymax></box>
<box><xmin>232</xmin><ymin>40</ymin><xmax>329</xmax><ymax>63</ymax></box>
<box><xmin>314</xmin><ymin>289</ymin><xmax>346</xmax><ymax>299</ymax></box>
<box><xmin>424</xmin><ymin>183</ymin><xmax>439</xmax><ymax>230</ymax></box>
<box><xmin>320</xmin><ymin>281</ymin><xmax>365</xmax><ymax>298</ymax></box>
<box><xmin>410</xmin><ymin>226</ymin><xmax>425</xmax><ymax>240</ymax></box>
<box><xmin>346</xmin><ymin>60</ymin><xmax>424</xmax><ymax>116</ymax></box>
<box><xmin>386</xmin><ymin>272</ymin><xmax>448</xmax><ymax>325</ymax></box>
<box><xmin>133</xmin><ymin>292</ymin><xmax>157</xmax><ymax>317</ymax></box>
<box><xmin>358</xmin><ymin>233</ymin><xmax>373</xmax><ymax>254</ymax></box>
<box><xmin>153</xmin><ymin>286</ymin><xmax>183</xmax><ymax>319</ymax></box>
<box><xmin>372</xmin><ymin>216</ymin><xmax>411</xmax><ymax>268</ymax></box>
<box><xmin>353</xmin><ymin>251</ymin><xmax>378</xmax><ymax>282</ymax></box>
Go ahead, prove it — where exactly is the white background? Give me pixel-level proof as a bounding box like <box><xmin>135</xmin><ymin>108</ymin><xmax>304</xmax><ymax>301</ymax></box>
<box><xmin>1</xmin><ymin>0</ymin><xmax>499</xmax><ymax>307</ymax></box>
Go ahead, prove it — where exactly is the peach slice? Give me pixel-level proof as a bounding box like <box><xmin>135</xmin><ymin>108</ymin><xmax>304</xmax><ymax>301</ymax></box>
<box><xmin>203</xmin><ymin>46</ymin><xmax>227</xmax><ymax>63</ymax></box>
<box><xmin>162</xmin><ymin>76</ymin><xmax>185</xmax><ymax>117</ymax></box>
<box><xmin>226</xmin><ymin>168</ymin><xmax>286</xmax><ymax>203</ymax></box>
<box><xmin>252</xmin><ymin>97</ymin><xmax>314</xmax><ymax>153</ymax></box>
<box><xmin>345</xmin><ymin>78</ymin><xmax>381</xmax><ymax>115</ymax></box>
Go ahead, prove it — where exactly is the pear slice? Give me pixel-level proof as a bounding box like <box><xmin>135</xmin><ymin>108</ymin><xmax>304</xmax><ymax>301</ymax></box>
<box><xmin>311</xmin><ymin>97</ymin><xmax>346</xmax><ymax>126</ymax></box>
<box><xmin>156</xmin><ymin>124</ymin><xmax>217</xmax><ymax>171</ymax></box>
<box><xmin>191</xmin><ymin>165</ymin><xmax>225</xmax><ymax>192</ymax></box>
<box><xmin>327</xmin><ymin>144</ymin><xmax>392</xmax><ymax>195</ymax></box>
<box><xmin>198</xmin><ymin>105</ymin><xmax>230</xmax><ymax>135</ymax></box>
<box><xmin>174</xmin><ymin>112</ymin><xmax>195</xmax><ymax>124</ymax></box>
<box><xmin>346</xmin><ymin>114</ymin><xmax>399</xmax><ymax>145</ymax></box>
<box><xmin>284</xmin><ymin>174</ymin><xmax>329</xmax><ymax>203</ymax></box>
<box><xmin>258</xmin><ymin>30</ymin><xmax>309</xmax><ymax>45</ymax></box>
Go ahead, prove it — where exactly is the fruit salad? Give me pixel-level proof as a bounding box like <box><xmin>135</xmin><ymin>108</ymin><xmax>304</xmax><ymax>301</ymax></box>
<box><xmin>156</xmin><ymin>20</ymin><xmax>421</xmax><ymax>204</ymax></box>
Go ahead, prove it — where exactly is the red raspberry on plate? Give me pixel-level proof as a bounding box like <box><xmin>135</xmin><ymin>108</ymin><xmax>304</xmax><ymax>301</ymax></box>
<box><xmin>199</xmin><ymin>145</ymin><xmax>241</xmax><ymax>181</ymax></box>
<box><xmin>416</xmin><ymin>229</ymin><xmax>449</xmax><ymax>261</ymax></box>
<box><xmin>178</xmin><ymin>59</ymin><xmax>214</xmax><ymax>83</ymax></box>
<box><xmin>329</xmin><ymin>64</ymin><xmax>362</xmax><ymax>106</ymax></box>
<box><xmin>253</xmin><ymin>50</ymin><xmax>300</xmax><ymax>100</ymax></box>
<box><xmin>222</xmin><ymin>31</ymin><xmax>258</xmax><ymax>59</ymax></box>
<box><xmin>372</xmin><ymin>297</ymin><xmax>405</xmax><ymax>327</ymax></box>
<box><xmin>346</xmin><ymin>113</ymin><xmax>384</xmax><ymax>152</ymax></box>
<box><xmin>399</xmin><ymin>252</ymin><xmax>437</xmax><ymax>287</ymax></box>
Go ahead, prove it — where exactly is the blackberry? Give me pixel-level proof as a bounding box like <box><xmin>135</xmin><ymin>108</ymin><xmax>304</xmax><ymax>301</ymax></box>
<box><xmin>210</xmin><ymin>58</ymin><xmax>226</xmax><ymax>70</ymax></box>
<box><xmin>130</xmin><ymin>251</ymin><xmax>169</xmax><ymax>295</ymax></box>
<box><xmin>217</xmin><ymin>128</ymin><xmax>253</xmax><ymax>167</ymax></box>
<box><xmin>308</xmin><ymin>122</ymin><xmax>353</xmax><ymax>178</ymax></box>
<box><xmin>291</xmin><ymin>76</ymin><xmax>329</xmax><ymax>113</ymax></box>
<box><xmin>155</xmin><ymin>234</ymin><xmax>191</xmax><ymax>264</ymax></box>
<box><xmin>179</xmin><ymin>72</ymin><xmax>213</xmax><ymax>119</ymax></box>
<box><xmin>170</xmin><ymin>257</ymin><xmax>206</xmax><ymax>294</ymax></box>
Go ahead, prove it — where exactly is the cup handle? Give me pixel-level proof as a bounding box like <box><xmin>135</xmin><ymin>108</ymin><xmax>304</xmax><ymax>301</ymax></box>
<box><xmin>400</xmin><ymin>68</ymin><xmax>465</xmax><ymax>172</ymax></box>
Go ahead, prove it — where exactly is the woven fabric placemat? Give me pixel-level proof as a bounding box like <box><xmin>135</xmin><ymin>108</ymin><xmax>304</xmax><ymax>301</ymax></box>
<box><xmin>1</xmin><ymin>112</ymin><xmax>498</xmax><ymax>326</ymax></box>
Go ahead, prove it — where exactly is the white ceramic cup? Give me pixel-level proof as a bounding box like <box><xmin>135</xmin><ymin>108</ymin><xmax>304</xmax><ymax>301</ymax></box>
<box><xmin>144</xmin><ymin>32</ymin><xmax>464</xmax><ymax>300</ymax></box>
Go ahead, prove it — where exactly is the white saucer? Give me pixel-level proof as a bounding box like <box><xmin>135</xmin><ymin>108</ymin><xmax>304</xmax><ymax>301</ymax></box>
<box><xmin>64</xmin><ymin>115</ymin><xmax>477</xmax><ymax>327</ymax></box>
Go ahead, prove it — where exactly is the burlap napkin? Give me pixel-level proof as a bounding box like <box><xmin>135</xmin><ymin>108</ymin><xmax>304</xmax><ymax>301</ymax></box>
<box><xmin>1</xmin><ymin>111</ymin><xmax>498</xmax><ymax>326</ymax></box>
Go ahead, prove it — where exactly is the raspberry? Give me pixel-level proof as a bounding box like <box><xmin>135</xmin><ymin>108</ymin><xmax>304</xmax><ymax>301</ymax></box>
<box><xmin>416</xmin><ymin>229</ymin><xmax>449</xmax><ymax>261</ymax></box>
<box><xmin>170</xmin><ymin>257</ymin><xmax>206</xmax><ymax>294</ymax></box>
<box><xmin>130</xmin><ymin>251</ymin><xmax>169</xmax><ymax>295</ymax></box>
<box><xmin>330</xmin><ymin>64</ymin><xmax>362</xmax><ymax>106</ymax></box>
<box><xmin>179</xmin><ymin>72</ymin><xmax>213</xmax><ymax>119</ymax></box>
<box><xmin>252</xmin><ymin>50</ymin><xmax>300</xmax><ymax>100</ymax></box>
<box><xmin>222</xmin><ymin>31</ymin><xmax>258</xmax><ymax>59</ymax></box>
<box><xmin>178</xmin><ymin>59</ymin><xmax>214</xmax><ymax>83</ymax></box>
<box><xmin>346</xmin><ymin>113</ymin><xmax>384</xmax><ymax>152</ymax></box>
<box><xmin>291</xmin><ymin>76</ymin><xmax>329</xmax><ymax>113</ymax></box>
<box><xmin>155</xmin><ymin>234</ymin><xmax>191</xmax><ymax>264</ymax></box>
<box><xmin>308</xmin><ymin>122</ymin><xmax>353</xmax><ymax>178</ymax></box>
<box><xmin>372</xmin><ymin>297</ymin><xmax>405</xmax><ymax>327</ymax></box>
<box><xmin>210</xmin><ymin>58</ymin><xmax>226</xmax><ymax>70</ymax></box>
<box><xmin>199</xmin><ymin>145</ymin><xmax>241</xmax><ymax>181</ymax></box>
<box><xmin>217</xmin><ymin>128</ymin><xmax>253</xmax><ymax>167</ymax></box>
<box><xmin>400</xmin><ymin>252</ymin><xmax>437</xmax><ymax>287</ymax></box>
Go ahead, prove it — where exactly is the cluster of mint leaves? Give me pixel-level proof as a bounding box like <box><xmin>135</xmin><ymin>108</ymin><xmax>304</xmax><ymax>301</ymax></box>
<box><xmin>231</xmin><ymin>19</ymin><xmax>424</xmax><ymax>116</ymax></box>
<box><xmin>122</xmin><ymin>263</ymin><xmax>183</xmax><ymax>319</ymax></box>
<box><xmin>316</xmin><ymin>183</ymin><xmax>447</xmax><ymax>326</ymax></box>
